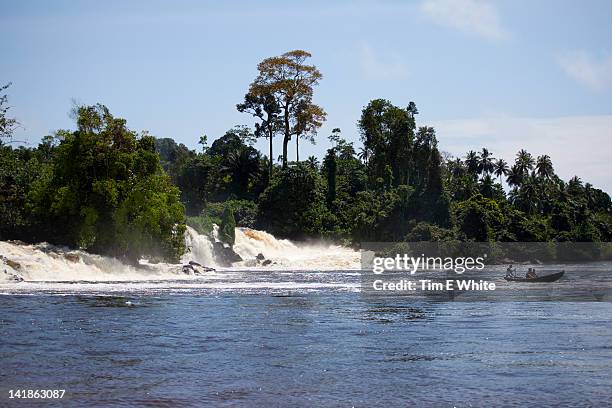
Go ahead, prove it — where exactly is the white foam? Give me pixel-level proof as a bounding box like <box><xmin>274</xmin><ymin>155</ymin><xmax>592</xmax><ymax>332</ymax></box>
<box><xmin>0</xmin><ymin>225</ymin><xmax>360</xmax><ymax>286</ymax></box>
<box><xmin>233</xmin><ymin>228</ymin><xmax>360</xmax><ymax>270</ymax></box>
<box><xmin>0</xmin><ymin>241</ymin><xmax>182</xmax><ymax>282</ymax></box>
<box><xmin>181</xmin><ymin>226</ymin><xmax>217</xmax><ymax>267</ymax></box>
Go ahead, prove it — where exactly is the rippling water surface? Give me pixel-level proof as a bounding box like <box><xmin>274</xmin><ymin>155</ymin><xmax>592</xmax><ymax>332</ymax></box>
<box><xmin>1</xmin><ymin>268</ymin><xmax>612</xmax><ymax>407</ymax></box>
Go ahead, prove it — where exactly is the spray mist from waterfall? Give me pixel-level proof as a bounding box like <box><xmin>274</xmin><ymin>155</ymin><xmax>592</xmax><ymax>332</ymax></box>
<box><xmin>232</xmin><ymin>228</ymin><xmax>360</xmax><ymax>270</ymax></box>
<box><xmin>0</xmin><ymin>241</ymin><xmax>182</xmax><ymax>283</ymax></box>
<box><xmin>1</xmin><ymin>225</ymin><xmax>360</xmax><ymax>284</ymax></box>
<box><xmin>182</xmin><ymin>226</ymin><xmax>218</xmax><ymax>268</ymax></box>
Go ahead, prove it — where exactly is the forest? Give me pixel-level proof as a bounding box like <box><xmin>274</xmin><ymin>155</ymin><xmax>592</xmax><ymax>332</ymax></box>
<box><xmin>1</xmin><ymin>51</ymin><xmax>610</xmax><ymax>263</ymax></box>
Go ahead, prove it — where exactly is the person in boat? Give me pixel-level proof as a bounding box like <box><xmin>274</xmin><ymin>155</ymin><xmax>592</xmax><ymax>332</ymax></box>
<box><xmin>506</xmin><ymin>265</ymin><xmax>515</xmax><ymax>278</ymax></box>
<box><xmin>526</xmin><ymin>268</ymin><xmax>537</xmax><ymax>279</ymax></box>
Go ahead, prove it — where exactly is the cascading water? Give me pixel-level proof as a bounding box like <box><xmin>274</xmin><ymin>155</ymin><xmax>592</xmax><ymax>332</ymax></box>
<box><xmin>0</xmin><ymin>241</ymin><xmax>182</xmax><ymax>283</ymax></box>
<box><xmin>232</xmin><ymin>228</ymin><xmax>360</xmax><ymax>270</ymax></box>
<box><xmin>0</xmin><ymin>225</ymin><xmax>360</xmax><ymax>284</ymax></box>
<box><xmin>182</xmin><ymin>226</ymin><xmax>218</xmax><ymax>268</ymax></box>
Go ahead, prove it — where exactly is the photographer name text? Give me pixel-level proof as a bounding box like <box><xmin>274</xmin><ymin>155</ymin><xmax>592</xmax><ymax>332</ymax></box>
<box><xmin>372</xmin><ymin>279</ymin><xmax>496</xmax><ymax>292</ymax></box>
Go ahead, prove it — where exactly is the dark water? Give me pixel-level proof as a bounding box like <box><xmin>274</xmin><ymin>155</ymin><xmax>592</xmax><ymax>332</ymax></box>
<box><xmin>1</xmin><ymin>270</ymin><xmax>612</xmax><ymax>407</ymax></box>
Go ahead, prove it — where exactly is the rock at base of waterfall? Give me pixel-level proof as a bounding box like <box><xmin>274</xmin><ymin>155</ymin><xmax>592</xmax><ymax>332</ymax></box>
<box><xmin>2</xmin><ymin>269</ymin><xmax>24</xmax><ymax>282</ymax></box>
<box><xmin>212</xmin><ymin>241</ymin><xmax>242</xmax><ymax>267</ymax></box>
<box><xmin>262</xmin><ymin>259</ymin><xmax>272</xmax><ymax>266</ymax></box>
<box><xmin>182</xmin><ymin>263</ymin><xmax>216</xmax><ymax>275</ymax></box>
<box><xmin>5</xmin><ymin>258</ymin><xmax>22</xmax><ymax>270</ymax></box>
<box><xmin>256</xmin><ymin>253</ymin><xmax>265</xmax><ymax>261</ymax></box>
<box><xmin>64</xmin><ymin>253</ymin><xmax>80</xmax><ymax>263</ymax></box>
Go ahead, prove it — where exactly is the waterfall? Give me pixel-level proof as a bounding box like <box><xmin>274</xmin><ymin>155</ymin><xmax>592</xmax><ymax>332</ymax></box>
<box><xmin>233</xmin><ymin>227</ymin><xmax>360</xmax><ymax>270</ymax></box>
<box><xmin>0</xmin><ymin>226</ymin><xmax>360</xmax><ymax>283</ymax></box>
<box><xmin>181</xmin><ymin>226</ymin><xmax>218</xmax><ymax>267</ymax></box>
<box><xmin>184</xmin><ymin>226</ymin><xmax>361</xmax><ymax>270</ymax></box>
<box><xmin>0</xmin><ymin>241</ymin><xmax>181</xmax><ymax>283</ymax></box>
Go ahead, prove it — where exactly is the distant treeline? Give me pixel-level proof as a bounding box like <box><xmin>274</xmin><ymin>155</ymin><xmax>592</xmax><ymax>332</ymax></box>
<box><xmin>0</xmin><ymin>51</ymin><xmax>610</xmax><ymax>263</ymax></box>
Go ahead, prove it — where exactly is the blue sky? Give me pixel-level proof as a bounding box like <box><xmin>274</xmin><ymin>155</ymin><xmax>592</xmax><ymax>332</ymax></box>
<box><xmin>2</xmin><ymin>0</ymin><xmax>612</xmax><ymax>190</ymax></box>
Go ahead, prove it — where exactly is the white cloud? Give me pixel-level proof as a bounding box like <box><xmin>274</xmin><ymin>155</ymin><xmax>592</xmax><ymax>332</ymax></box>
<box><xmin>558</xmin><ymin>51</ymin><xmax>612</xmax><ymax>91</ymax></box>
<box><xmin>430</xmin><ymin>115</ymin><xmax>612</xmax><ymax>191</ymax></box>
<box><xmin>420</xmin><ymin>0</ymin><xmax>509</xmax><ymax>42</ymax></box>
<box><xmin>360</xmin><ymin>44</ymin><xmax>409</xmax><ymax>80</ymax></box>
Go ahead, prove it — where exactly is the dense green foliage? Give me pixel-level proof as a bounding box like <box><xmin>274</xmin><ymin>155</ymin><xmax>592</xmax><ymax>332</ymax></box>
<box><xmin>1</xmin><ymin>53</ymin><xmax>611</xmax><ymax>264</ymax></box>
<box><xmin>238</xmin><ymin>50</ymin><xmax>326</xmax><ymax>169</ymax></box>
<box><xmin>160</xmin><ymin>96</ymin><xmax>609</xmax><ymax>246</ymax></box>
<box><xmin>2</xmin><ymin>98</ymin><xmax>611</xmax><ymax>256</ymax></box>
<box><xmin>1</xmin><ymin>105</ymin><xmax>185</xmax><ymax>263</ymax></box>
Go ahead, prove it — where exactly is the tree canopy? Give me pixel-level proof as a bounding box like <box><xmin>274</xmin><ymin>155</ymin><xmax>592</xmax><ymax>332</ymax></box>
<box><xmin>1</xmin><ymin>64</ymin><xmax>610</xmax><ymax>267</ymax></box>
<box><xmin>239</xmin><ymin>50</ymin><xmax>326</xmax><ymax>168</ymax></box>
<box><xmin>27</xmin><ymin>104</ymin><xmax>185</xmax><ymax>263</ymax></box>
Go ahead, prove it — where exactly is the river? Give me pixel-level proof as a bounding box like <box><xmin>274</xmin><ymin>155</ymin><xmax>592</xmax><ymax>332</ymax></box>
<box><xmin>1</xmin><ymin>267</ymin><xmax>612</xmax><ymax>407</ymax></box>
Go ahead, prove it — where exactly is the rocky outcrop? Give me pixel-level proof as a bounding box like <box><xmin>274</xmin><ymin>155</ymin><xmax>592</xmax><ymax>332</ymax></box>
<box><xmin>182</xmin><ymin>262</ymin><xmax>216</xmax><ymax>275</ymax></box>
<box><xmin>5</xmin><ymin>258</ymin><xmax>22</xmax><ymax>270</ymax></box>
<box><xmin>64</xmin><ymin>253</ymin><xmax>80</xmax><ymax>263</ymax></box>
<box><xmin>1</xmin><ymin>256</ymin><xmax>24</xmax><ymax>282</ymax></box>
<box><xmin>212</xmin><ymin>241</ymin><xmax>242</xmax><ymax>267</ymax></box>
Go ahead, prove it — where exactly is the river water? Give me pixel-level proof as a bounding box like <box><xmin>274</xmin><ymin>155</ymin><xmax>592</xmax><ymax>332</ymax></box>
<box><xmin>1</xmin><ymin>267</ymin><xmax>612</xmax><ymax>407</ymax></box>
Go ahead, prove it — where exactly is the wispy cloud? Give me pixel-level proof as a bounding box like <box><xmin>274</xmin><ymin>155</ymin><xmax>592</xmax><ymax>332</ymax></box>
<box><xmin>431</xmin><ymin>115</ymin><xmax>612</xmax><ymax>191</ymax></box>
<box><xmin>558</xmin><ymin>50</ymin><xmax>612</xmax><ymax>91</ymax></box>
<box><xmin>420</xmin><ymin>0</ymin><xmax>510</xmax><ymax>42</ymax></box>
<box><xmin>360</xmin><ymin>44</ymin><xmax>408</xmax><ymax>80</ymax></box>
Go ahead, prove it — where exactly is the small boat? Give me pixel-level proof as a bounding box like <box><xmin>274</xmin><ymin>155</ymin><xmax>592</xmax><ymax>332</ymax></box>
<box><xmin>504</xmin><ymin>270</ymin><xmax>565</xmax><ymax>282</ymax></box>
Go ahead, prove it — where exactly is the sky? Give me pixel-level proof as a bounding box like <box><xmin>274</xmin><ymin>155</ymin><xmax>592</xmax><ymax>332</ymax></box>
<box><xmin>2</xmin><ymin>0</ymin><xmax>612</xmax><ymax>191</ymax></box>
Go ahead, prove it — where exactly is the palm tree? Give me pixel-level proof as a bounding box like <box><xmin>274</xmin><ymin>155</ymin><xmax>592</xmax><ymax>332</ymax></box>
<box><xmin>567</xmin><ymin>176</ymin><xmax>583</xmax><ymax>196</ymax></box>
<box><xmin>357</xmin><ymin>145</ymin><xmax>369</xmax><ymax>165</ymax></box>
<box><xmin>479</xmin><ymin>174</ymin><xmax>495</xmax><ymax>198</ymax></box>
<box><xmin>535</xmin><ymin>155</ymin><xmax>554</xmax><ymax>179</ymax></box>
<box><xmin>584</xmin><ymin>182</ymin><xmax>595</xmax><ymax>209</ymax></box>
<box><xmin>493</xmin><ymin>158</ymin><xmax>509</xmax><ymax>184</ymax></box>
<box><xmin>224</xmin><ymin>147</ymin><xmax>262</xmax><ymax>194</ymax></box>
<box><xmin>519</xmin><ymin>176</ymin><xmax>538</xmax><ymax>214</ymax></box>
<box><xmin>515</xmin><ymin>149</ymin><xmax>535</xmax><ymax>175</ymax></box>
<box><xmin>465</xmin><ymin>150</ymin><xmax>479</xmax><ymax>176</ymax></box>
<box><xmin>478</xmin><ymin>148</ymin><xmax>495</xmax><ymax>175</ymax></box>
<box><xmin>506</xmin><ymin>164</ymin><xmax>524</xmax><ymax>187</ymax></box>
<box><xmin>508</xmin><ymin>187</ymin><xmax>520</xmax><ymax>206</ymax></box>
<box><xmin>306</xmin><ymin>155</ymin><xmax>320</xmax><ymax>170</ymax></box>
<box><xmin>451</xmin><ymin>158</ymin><xmax>466</xmax><ymax>179</ymax></box>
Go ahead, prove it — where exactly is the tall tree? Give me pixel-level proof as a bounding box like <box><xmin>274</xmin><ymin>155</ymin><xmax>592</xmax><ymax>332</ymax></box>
<box><xmin>478</xmin><ymin>148</ymin><xmax>494</xmax><ymax>175</ymax></box>
<box><xmin>479</xmin><ymin>174</ymin><xmax>495</xmax><ymax>198</ymax></box>
<box><xmin>506</xmin><ymin>164</ymin><xmax>524</xmax><ymax>187</ymax></box>
<box><xmin>493</xmin><ymin>158</ymin><xmax>509</xmax><ymax>185</ymax></box>
<box><xmin>535</xmin><ymin>154</ymin><xmax>554</xmax><ymax>179</ymax></box>
<box><xmin>413</xmin><ymin>126</ymin><xmax>438</xmax><ymax>190</ymax></box>
<box><xmin>323</xmin><ymin>148</ymin><xmax>337</xmax><ymax>205</ymax></box>
<box><xmin>516</xmin><ymin>149</ymin><xmax>535</xmax><ymax>175</ymax></box>
<box><xmin>358</xmin><ymin>99</ymin><xmax>415</xmax><ymax>187</ymax></box>
<box><xmin>465</xmin><ymin>150</ymin><xmax>479</xmax><ymax>176</ymax></box>
<box><xmin>237</xmin><ymin>92</ymin><xmax>282</xmax><ymax>177</ymax></box>
<box><xmin>306</xmin><ymin>155</ymin><xmax>320</xmax><ymax>170</ymax></box>
<box><xmin>328</xmin><ymin>127</ymin><xmax>342</xmax><ymax>147</ymax></box>
<box><xmin>241</xmin><ymin>50</ymin><xmax>326</xmax><ymax>168</ymax></box>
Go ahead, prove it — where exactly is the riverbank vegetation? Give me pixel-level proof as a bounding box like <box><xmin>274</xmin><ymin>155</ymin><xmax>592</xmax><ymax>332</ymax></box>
<box><xmin>1</xmin><ymin>50</ymin><xmax>610</xmax><ymax>262</ymax></box>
